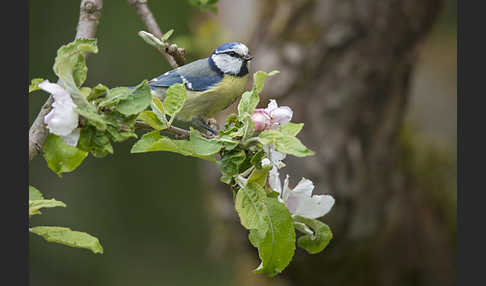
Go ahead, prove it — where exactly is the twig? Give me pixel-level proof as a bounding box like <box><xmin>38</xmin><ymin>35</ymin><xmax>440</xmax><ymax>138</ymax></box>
<box><xmin>29</xmin><ymin>0</ymin><xmax>104</xmax><ymax>162</ymax></box>
<box><xmin>135</xmin><ymin>121</ymin><xmax>216</xmax><ymax>139</ymax></box>
<box><xmin>128</xmin><ymin>0</ymin><xmax>186</xmax><ymax>68</ymax></box>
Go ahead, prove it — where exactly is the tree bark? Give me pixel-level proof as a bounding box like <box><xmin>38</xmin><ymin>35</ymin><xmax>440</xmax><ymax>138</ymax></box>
<box><xmin>203</xmin><ymin>0</ymin><xmax>455</xmax><ymax>285</ymax></box>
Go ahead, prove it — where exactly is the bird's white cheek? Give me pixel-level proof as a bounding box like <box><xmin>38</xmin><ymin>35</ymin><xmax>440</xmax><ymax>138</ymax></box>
<box><xmin>212</xmin><ymin>54</ymin><xmax>242</xmax><ymax>75</ymax></box>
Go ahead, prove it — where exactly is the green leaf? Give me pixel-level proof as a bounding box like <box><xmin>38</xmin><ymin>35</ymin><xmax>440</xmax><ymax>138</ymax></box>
<box><xmin>29</xmin><ymin>78</ymin><xmax>44</xmax><ymax>93</ymax></box>
<box><xmin>216</xmin><ymin>149</ymin><xmax>246</xmax><ymax>177</ymax></box>
<box><xmin>78</xmin><ymin>126</ymin><xmax>114</xmax><ymax>158</ymax></box>
<box><xmin>238</xmin><ymin>70</ymin><xmax>279</xmax><ymax>117</ymax></box>
<box><xmin>247</xmin><ymin>165</ymin><xmax>271</xmax><ymax>187</ymax></box>
<box><xmin>87</xmin><ymin>83</ymin><xmax>109</xmax><ymax>101</ymax></box>
<box><xmin>75</xmin><ymin>104</ymin><xmax>107</xmax><ymax>131</ymax></box>
<box><xmin>116</xmin><ymin>80</ymin><xmax>152</xmax><ymax>116</ymax></box>
<box><xmin>161</xmin><ymin>29</ymin><xmax>174</xmax><ymax>42</ymax></box>
<box><xmin>29</xmin><ymin>199</ymin><xmax>66</xmax><ymax>217</ymax></box>
<box><xmin>250</xmin><ymin>197</ymin><xmax>295</xmax><ymax>277</ymax></box>
<box><xmin>189</xmin><ymin>128</ymin><xmax>223</xmax><ymax>156</ymax></box>
<box><xmin>53</xmin><ymin>39</ymin><xmax>98</xmax><ymax>90</ymax></box>
<box><xmin>137</xmin><ymin>111</ymin><xmax>167</xmax><ymax>130</ymax></box>
<box><xmin>293</xmin><ymin>216</ymin><xmax>332</xmax><ymax>254</ymax></box>
<box><xmin>29</xmin><ymin>186</ymin><xmax>44</xmax><ymax>201</ymax></box>
<box><xmin>217</xmin><ymin>135</ymin><xmax>239</xmax><ymax>151</ymax></box>
<box><xmin>138</xmin><ymin>31</ymin><xmax>164</xmax><ymax>48</ymax></box>
<box><xmin>151</xmin><ymin>96</ymin><xmax>168</xmax><ymax>125</ymax></box>
<box><xmin>258</xmin><ymin>130</ymin><xmax>314</xmax><ymax>157</ymax></box>
<box><xmin>235</xmin><ymin>182</ymin><xmax>269</xmax><ymax>238</ymax></box>
<box><xmin>280</xmin><ymin>123</ymin><xmax>304</xmax><ymax>137</ymax></box>
<box><xmin>258</xmin><ymin>130</ymin><xmax>283</xmax><ymax>145</ymax></box>
<box><xmin>164</xmin><ymin>83</ymin><xmax>187</xmax><ymax>120</ymax></box>
<box><xmin>274</xmin><ymin>136</ymin><xmax>314</xmax><ymax>157</ymax></box>
<box><xmin>99</xmin><ymin>87</ymin><xmax>132</xmax><ymax>108</ymax></box>
<box><xmin>42</xmin><ymin>134</ymin><xmax>88</xmax><ymax>176</ymax></box>
<box><xmin>104</xmin><ymin>111</ymin><xmax>138</xmax><ymax>142</ymax></box>
<box><xmin>30</xmin><ymin>226</ymin><xmax>103</xmax><ymax>254</ymax></box>
<box><xmin>237</xmin><ymin>91</ymin><xmax>257</xmax><ymax>117</ymax></box>
<box><xmin>130</xmin><ymin>131</ymin><xmax>215</xmax><ymax>161</ymax></box>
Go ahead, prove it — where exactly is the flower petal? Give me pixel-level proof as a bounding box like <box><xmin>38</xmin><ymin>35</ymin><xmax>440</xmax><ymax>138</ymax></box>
<box><xmin>268</xmin><ymin>165</ymin><xmax>282</xmax><ymax>194</ymax></box>
<box><xmin>265</xmin><ymin>99</ymin><xmax>279</xmax><ymax>113</ymax></box>
<box><xmin>292</xmin><ymin>177</ymin><xmax>314</xmax><ymax>197</ymax></box>
<box><xmin>281</xmin><ymin>174</ymin><xmax>291</xmax><ymax>202</ymax></box>
<box><xmin>40</xmin><ymin>80</ymin><xmax>79</xmax><ymax>137</ymax></box>
<box><xmin>263</xmin><ymin>144</ymin><xmax>286</xmax><ymax>168</ymax></box>
<box><xmin>292</xmin><ymin>194</ymin><xmax>335</xmax><ymax>219</ymax></box>
<box><xmin>60</xmin><ymin>128</ymin><xmax>81</xmax><ymax>147</ymax></box>
<box><xmin>252</xmin><ymin>109</ymin><xmax>271</xmax><ymax>132</ymax></box>
<box><xmin>270</xmin><ymin>106</ymin><xmax>293</xmax><ymax>126</ymax></box>
<box><xmin>38</xmin><ymin>80</ymin><xmax>71</xmax><ymax>101</ymax></box>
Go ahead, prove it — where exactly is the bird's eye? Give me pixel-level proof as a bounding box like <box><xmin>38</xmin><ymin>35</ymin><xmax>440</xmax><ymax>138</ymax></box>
<box><xmin>228</xmin><ymin>51</ymin><xmax>237</xmax><ymax>57</ymax></box>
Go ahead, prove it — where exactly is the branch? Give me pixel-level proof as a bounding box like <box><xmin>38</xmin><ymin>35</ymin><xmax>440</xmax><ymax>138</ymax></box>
<box><xmin>128</xmin><ymin>0</ymin><xmax>186</xmax><ymax>68</ymax></box>
<box><xmin>29</xmin><ymin>0</ymin><xmax>103</xmax><ymax>162</ymax></box>
<box><xmin>135</xmin><ymin>121</ymin><xmax>216</xmax><ymax>139</ymax></box>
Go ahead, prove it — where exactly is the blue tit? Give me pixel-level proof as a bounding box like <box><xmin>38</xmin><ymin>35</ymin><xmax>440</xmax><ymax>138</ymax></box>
<box><xmin>148</xmin><ymin>42</ymin><xmax>252</xmax><ymax>134</ymax></box>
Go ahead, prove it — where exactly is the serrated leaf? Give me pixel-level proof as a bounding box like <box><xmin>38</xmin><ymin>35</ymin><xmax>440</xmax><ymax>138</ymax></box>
<box><xmin>53</xmin><ymin>39</ymin><xmax>98</xmax><ymax>90</ymax></box>
<box><xmin>250</xmin><ymin>197</ymin><xmax>295</xmax><ymax>277</ymax></box>
<box><xmin>29</xmin><ymin>186</ymin><xmax>44</xmax><ymax>201</ymax></box>
<box><xmin>116</xmin><ymin>80</ymin><xmax>152</xmax><ymax>116</ymax></box>
<box><xmin>164</xmin><ymin>83</ymin><xmax>187</xmax><ymax>119</ymax></box>
<box><xmin>238</xmin><ymin>71</ymin><xmax>279</xmax><ymax>117</ymax></box>
<box><xmin>235</xmin><ymin>182</ymin><xmax>269</xmax><ymax>237</ymax></box>
<box><xmin>29</xmin><ymin>78</ymin><xmax>44</xmax><ymax>93</ymax></box>
<box><xmin>130</xmin><ymin>131</ymin><xmax>215</xmax><ymax>161</ymax></box>
<box><xmin>293</xmin><ymin>216</ymin><xmax>332</xmax><ymax>254</ymax></box>
<box><xmin>78</xmin><ymin>126</ymin><xmax>113</xmax><ymax>158</ymax></box>
<box><xmin>189</xmin><ymin>128</ymin><xmax>223</xmax><ymax>156</ymax></box>
<box><xmin>30</xmin><ymin>226</ymin><xmax>103</xmax><ymax>254</ymax></box>
<box><xmin>216</xmin><ymin>149</ymin><xmax>246</xmax><ymax>177</ymax></box>
<box><xmin>258</xmin><ymin>130</ymin><xmax>314</xmax><ymax>157</ymax></box>
<box><xmin>87</xmin><ymin>83</ymin><xmax>109</xmax><ymax>101</ymax></box>
<box><xmin>274</xmin><ymin>136</ymin><xmax>314</xmax><ymax>157</ymax></box>
<box><xmin>280</xmin><ymin>123</ymin><xmax>304</xmax><ymax>137</ymax></box>
<box><xmin>104</xmin><ymin>111</ymin><xmax>138</xmax><ymax>142</ymax></box>
<box><xmin>75</xmin><ymin>104</ymin><xmax>107</xmax><ymax>131</ymax></box>
<box><xmin>151</xmin><ymin>96</ymin><xmax>168</xmax><ymax>125</ymax></box>
<box><xmin>42</xmin><ymin>134</ymin><xmax>88</xmax><ymax>177</ymax></box>
<box><xmin>248</xmin><ymin>165</ymin><xmax>271</xmax><ymax>187</ymax></box>
<box><xmin>217</xmin><ymin>135</ymin><xmax>239</xmax><ymax>151</ymax></box>
<box><xmin>258</xmin><ymin>130</ymin><xmax>283</xmax><ymax>145</ymax></box>
<box><xmin>137</xmin><ymin>111</ymin><xmax>167</xmax><ymax>130</ymax></box>
<box><xmin>29</xmin><ymin>199</ymin><xmax>66</xmax><ymax>217</ymax></box>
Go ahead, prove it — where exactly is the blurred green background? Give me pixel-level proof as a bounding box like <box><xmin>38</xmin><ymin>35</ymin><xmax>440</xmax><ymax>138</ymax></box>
<box><xmin>29</xmin><ymin>1</ymin><xmax>456</xmax><ymax>285</ymax></box>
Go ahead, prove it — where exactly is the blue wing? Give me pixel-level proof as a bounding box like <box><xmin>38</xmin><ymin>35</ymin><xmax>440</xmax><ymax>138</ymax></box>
<box><xmin>148</xmin><ymin>58</ymin><xmax>223</xmax><ymax>92</ymax></box>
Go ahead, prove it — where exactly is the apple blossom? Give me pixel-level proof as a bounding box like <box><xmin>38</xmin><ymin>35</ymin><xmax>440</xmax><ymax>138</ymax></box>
<box><xmin>252</xmin><ymin>99</ymin><xmax>293</xmax><ymax>131</ymax></box>
<box><xmin>268</xmin><ymin>168</ymin><xmax>334</xmax><ymax>219</ymax></box>
<box><xmin>39</xmin><ymin>80</ymin><xmax>80</xmax><ymax>146</ymax></box>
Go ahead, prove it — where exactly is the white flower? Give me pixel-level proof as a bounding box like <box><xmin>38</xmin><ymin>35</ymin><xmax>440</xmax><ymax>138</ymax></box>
<box><xmin>269</xmin><ymin>169</ymin><xmax>334</xmax><ymax>219</ymax></box>
<box><xmin>263</xmin><ymin>144</ymin><xmax>286</xmax><ymax>169</ymax></box>
<box><xmin>252</xmin><ymin>99</ymin><xmax>293</xmax><ymax>131</ymax></box>
<box><xmin>39</xmin><ymin>80</ymin><xmax>80</xmax><ymax>146</ymax></box>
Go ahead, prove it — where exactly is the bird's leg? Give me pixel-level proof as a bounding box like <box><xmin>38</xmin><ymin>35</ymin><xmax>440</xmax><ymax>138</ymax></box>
<box><xmin>206</xmin><ymin>118</ymin><xmax>219</xmax><ymax>132</ymax></box>
<box><xmin>191</xmin><ymin>117</ymin><xmax>219</xmax><ymax>136</ymax></box>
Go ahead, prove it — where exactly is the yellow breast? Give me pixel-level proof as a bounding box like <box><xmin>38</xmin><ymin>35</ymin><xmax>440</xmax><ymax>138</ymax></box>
<box><xmin>176</xmin><ymin>74</ymin><xmax>249</xmax><ymax>121</ymax></box>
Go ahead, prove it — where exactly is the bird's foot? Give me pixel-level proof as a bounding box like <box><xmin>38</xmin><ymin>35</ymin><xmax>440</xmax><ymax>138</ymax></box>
<box><xmin>191</xmin><ymin>117</ymin><xmax>219</xmax><ymax>136</ymax></box>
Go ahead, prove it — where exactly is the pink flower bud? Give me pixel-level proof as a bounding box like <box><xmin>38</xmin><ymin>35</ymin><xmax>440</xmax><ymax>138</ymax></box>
<box><xmin>252</xmin><ymin>109</ymin><xmax>271</xmax><ymax>132</ymax></box>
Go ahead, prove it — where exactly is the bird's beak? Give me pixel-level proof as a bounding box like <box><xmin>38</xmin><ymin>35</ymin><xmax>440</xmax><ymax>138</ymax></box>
<box><xmin>244</xmin><ymin>53</ymin><xmax>253</xmax><ymax>61</ymax></box>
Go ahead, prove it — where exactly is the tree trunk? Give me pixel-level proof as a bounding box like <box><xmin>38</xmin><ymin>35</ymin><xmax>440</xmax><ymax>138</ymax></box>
<box><xmin>202</xmin><ymin>0</ymin><xmax>455</xmax><ymax>285</ymax></box>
